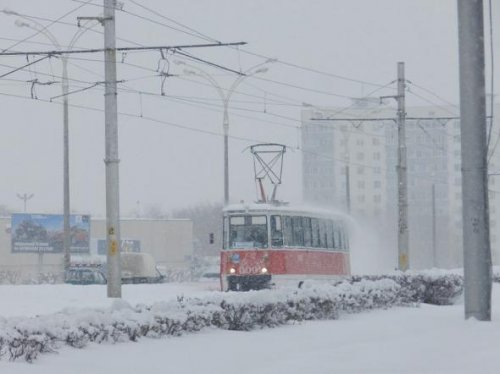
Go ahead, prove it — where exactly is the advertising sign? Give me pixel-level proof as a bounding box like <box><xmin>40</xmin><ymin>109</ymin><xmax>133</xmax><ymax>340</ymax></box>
<box><xmin>97</xmin><ymin>239</ymin><xmax>141</xmax><ymax>255</ymax></box>
<box><xmin>11</xmin><ymin>214</ymin><xmax>90</xmax><ymax>253</ymax></box>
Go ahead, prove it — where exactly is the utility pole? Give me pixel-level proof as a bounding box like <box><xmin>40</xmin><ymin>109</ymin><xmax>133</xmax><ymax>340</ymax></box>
<box><xmin>345</xmin><ymin>165</ymin><xmax>351</xmax><ymax>213</ymax></box>
<box><xmin>395</xmin><ymin>62</ymin><xmax>409</xmax><ymax>271</ymax></box>
<box><xmin>104</xmin><ymin>0</ymin><xmax>121</xmax><ymax>298</ymax></box>
<box><xmin>432</xmin><ymin>183</ymin><xmax>437</xmax><ymax>267</ymax></box>
<box><xmin>457</xmin><ymin>0</ymin><xmax>492</xmax><ymax>320</ymax></box>
<box><xmin>62</xmin><ymin>52</ymin><xmax>71</xmax><ymax>273</ymax></box>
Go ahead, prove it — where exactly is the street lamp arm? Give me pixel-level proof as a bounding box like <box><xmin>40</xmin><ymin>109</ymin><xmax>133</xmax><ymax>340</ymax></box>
<box><xmin>184</xmin><ymin>66</ymin><xmax>226</xmax><ymax>103</ymax></box>
<box><xmin>176</xmin><ymin>58</ymin><xmax>273</xmax><ymax>205</ymax></box>
<box><xmin>225</xmin><ymin>60</ymin><xmax>274</xmax><ymax>106</ymax></box>
<box><xmin>69</xmin><ymin>19</ymin><xmax>100</xmax><ymax>49</ymax></box>
<box><xmin>14</xmin><ymin>15</ymin><xmax>60</xmax><ymax>49</ymax></box>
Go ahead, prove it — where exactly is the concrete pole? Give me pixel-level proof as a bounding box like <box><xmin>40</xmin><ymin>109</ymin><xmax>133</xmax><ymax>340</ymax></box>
<box><xmin>62</xmin><ymin>56</ymin><xmax>71</xmax><ymax>272</ymax></box>
<box><xmin>397</xmin><ymin>62</ymin><xmax>409</xmax><ymax>271</ymax></box>
<box><xmin>104</xmin><ymin>0</ymin><xmax>121</xmax><ymax>298</ymax></box>
<box><xmin>432</xmin><ymin>183</ymin><xmax>437</xmax><ymax>267</ymax></box>
<box><xmin>223</xmin><ymin>107</ymin><xmax>229</xmax><ymax>205</ymax></box>
<box><xmin>457</xmin><ymin>0</ymin><xmax>492</xmax><ymax>320</ymax></box>
<box><xmin>345</xmin><ymin>165</ymin><xmax>351</xmax><ymax>213</ymax></box>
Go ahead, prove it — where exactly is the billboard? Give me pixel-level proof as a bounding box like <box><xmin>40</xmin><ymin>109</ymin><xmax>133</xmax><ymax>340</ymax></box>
<box><xmin>97</xmin><ymin>239</ymin><xmax>141</xmax><ymax>255</ymax></box>
<box><xmin>11</xmin><ymin>214</ymin><xmax>90</xmax><ymax>253</ymax></box>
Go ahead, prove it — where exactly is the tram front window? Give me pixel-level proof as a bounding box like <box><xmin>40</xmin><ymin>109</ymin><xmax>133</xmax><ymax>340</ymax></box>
<box><xmin>229</xmin><ymin>215</ymin><xmax>268</xmax><ymax>249</ymax></box>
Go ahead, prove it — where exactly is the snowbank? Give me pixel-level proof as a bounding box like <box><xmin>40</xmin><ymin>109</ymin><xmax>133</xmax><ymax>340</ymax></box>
<box><xmin>0</xmin><ymin>272</ymin><xmax>463</xmax><ymax>362</ymax></box>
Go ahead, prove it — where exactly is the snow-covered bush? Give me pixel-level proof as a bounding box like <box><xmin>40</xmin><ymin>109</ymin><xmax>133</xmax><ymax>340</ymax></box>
<box><xmin>0</xmin><ymin>271</ymin><xmax>62</xmax><ymax>285</ymax></box>
<box><xmin>347</xmin><ymin>271</ymin><xmax>463</xmax><ymax>305</ymax></box>
<box><xmin>0</xmin><ymin>272</ymin><xmax>464</xmax><ymax>362</ymax></box>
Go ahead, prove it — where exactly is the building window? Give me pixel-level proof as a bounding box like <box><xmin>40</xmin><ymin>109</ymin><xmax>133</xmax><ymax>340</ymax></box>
<box><xmin>373</xmin><ymin>152</ymin><xmax>381</xmax><ymax>160</ymax></box>
<box><xmin>374</xmin><ymin>195</ymin><xmax>381</xmax><ymax>203</ymax></box>
<box><xmin>357</xmin><ymin>166</ymin><xmax>365</xmax><ymax>175</ymax></box>
<box><xmin>374</xmin><ymin>180</ymin><xmax>381</xmax><ymax>188</ymax></box>
<box><xmin>356</xmin><ymin>152</ymin><xmax>365</xmax><ymax>161</ymax></box>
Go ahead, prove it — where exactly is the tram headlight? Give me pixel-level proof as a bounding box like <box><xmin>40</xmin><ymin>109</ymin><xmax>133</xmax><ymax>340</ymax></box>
<box><xmin>229</xmin><ymin>268</ymin><xmax>236</xmax><ymax>274</ymax></box>
<box><xmin>261</xmin><ymin>267</ymin><xmax>268</xmax><ymax>274</ymax></box>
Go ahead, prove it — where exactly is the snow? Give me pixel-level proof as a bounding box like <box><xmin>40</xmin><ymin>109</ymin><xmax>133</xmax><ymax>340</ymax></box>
<box><xmin>0</xmin><ymin>280</ymin><xmax>499</xmax><ymax>373</ymax></box>
<box><xmin>0</xmin><ymin>281</ymin><xmax>219</xmax><ymax>318</ymax></box>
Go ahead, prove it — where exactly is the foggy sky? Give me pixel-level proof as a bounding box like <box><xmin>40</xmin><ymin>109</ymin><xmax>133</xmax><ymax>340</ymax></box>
<box><xmin>0</xmin><ymin>0</ymin><xmax>498</xmax><ymax>217</ymax></box>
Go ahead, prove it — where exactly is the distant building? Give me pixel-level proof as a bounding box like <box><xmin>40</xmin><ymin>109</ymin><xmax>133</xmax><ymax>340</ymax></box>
<box><xmin>301</xmin><ymin>101</ymin><xmax>500</xmax><ymax>269</ymax></box>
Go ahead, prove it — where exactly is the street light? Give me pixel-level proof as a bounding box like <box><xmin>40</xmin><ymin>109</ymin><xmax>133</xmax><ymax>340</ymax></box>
<box><xmin>4</xmin><ymin>9</ymin><xmax>98</xmax><ymax>270</ymax></box>
<box><xmin>16</xmin><ymin>193</ymin><xmax>34</xmax><ymax>213</ymax></box>
<box><xmin>176</xmin><ymin>59</ymin><xmax>274</xmax><ymax>205</ymax></box>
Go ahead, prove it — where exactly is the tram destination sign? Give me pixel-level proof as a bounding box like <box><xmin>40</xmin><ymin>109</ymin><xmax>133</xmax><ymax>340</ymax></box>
<box><xmin>11</xmin><ymin>213</ymin><xmax>90</xmax><ymax>254</ymax></box>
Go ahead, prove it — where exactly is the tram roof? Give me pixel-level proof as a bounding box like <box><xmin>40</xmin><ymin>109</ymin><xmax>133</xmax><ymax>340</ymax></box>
<box><xmin>223</xmin><ymin>202</ymin><xmax>348</xmax><ymax>219</ymax></box>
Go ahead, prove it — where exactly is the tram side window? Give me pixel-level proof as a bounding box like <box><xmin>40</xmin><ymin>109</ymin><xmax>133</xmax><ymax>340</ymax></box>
<box><xmin>292</xmin><ymin>216</ymin><xmax>304</xmax><ymax>246</ymax></box>
<box><xmin>229</xmin><ymin>215</ymin><xmax>268</xmax><ymax>249</ymax></box>
<box><xmin>223</xmin><ymin>217</ymin><xmax>228</xmax><ymax>249</ymax></box>
<box><xmin>340</xmin><ymin>226</ymin><xmax>349</xmax><ymax>250</ymax></box>
<box><xmin>271</xmin><ymin>215</ymin><xmax>283</xmax><ymax>247</ymax></box>
<box><xmin>283</xmin><ymin>216</ymin><xmax>293</xmax><ymax>247</ymax></box>
<box><xmin>303</xmin><ymin>217</ymin><xmax>312</xmax><ymax>247</ymax></box>
<box><xmin>333</xmin><ymin>221</ymin><xmax>340</xmax><ymax>250</ymax></box>
<box><xmin>325</xmin><ymin>219</ymin><xmax>334</xmax><ymax>250</ymax></box>
<box><xmin>311</xmin><ymin>218</ymin><xmax>320</xmax><ymax>248</ymax></box>
<box><xmin>318</xmin><ymin>219</ymin><xmax>327</xmax><ymax>248</ymax></box>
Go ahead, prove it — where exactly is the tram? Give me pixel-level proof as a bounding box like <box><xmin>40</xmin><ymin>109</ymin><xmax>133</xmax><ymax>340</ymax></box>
<box><xmin>220</xmin><ymin>202</ymin><xmax>351</xmax><ymax>291</ymax></box>
<box><xmin>220</xmin><ymin>143</ymin><xmax>351</xmax><ymax>291</ymax></box>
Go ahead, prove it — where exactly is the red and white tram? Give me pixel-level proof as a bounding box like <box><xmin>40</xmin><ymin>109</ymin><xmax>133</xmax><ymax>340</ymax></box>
<box><xmin>220</xmin><ymin>202</ymin><xmax>351</xmax><ymax>291</ymax></box>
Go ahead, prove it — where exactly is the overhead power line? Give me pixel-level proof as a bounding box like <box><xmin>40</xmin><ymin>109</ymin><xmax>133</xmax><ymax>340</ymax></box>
<box><xmin>71</xmin><ymin>0</ymin><xmax>395</xmax><ymax>90</ymax></box>
<box><xmin>124</xmin><ymin>0</ymin><xmax>220</xmax><ymax>43</ymax></box>
<box><xmin>0</xmin><ymin>55</ymin><xmax>51</xmax><ymax>78</ymax></box>
<box><xmin>0</xmin><ymin>41</ymin><xmax>248</xmax><ymax>77</ymax></box>
<box><xmin>2</xmin><ymin>0</ymin><xmax>95</xmax><ymax>52</ymax></box>
<box><xmin>0</xmin><ymin>88</ymin><xmax>390</xmax><ymax>173</ymax></box>
<box><xmin>1</xmin><ymin>9</ymin><xmax>144</xmax><ymax>48</ymax></box>
<box><xmin>0</xmin><ymin>41</ymin><xmax>247</xmax><ymax>56</ymax></box>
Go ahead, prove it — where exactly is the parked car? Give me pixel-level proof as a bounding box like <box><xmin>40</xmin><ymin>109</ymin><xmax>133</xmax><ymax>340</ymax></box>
<box><xmin>65</xmin><ymin>266</ymin><xmax>107</xmax><ymax>285</ymax></box>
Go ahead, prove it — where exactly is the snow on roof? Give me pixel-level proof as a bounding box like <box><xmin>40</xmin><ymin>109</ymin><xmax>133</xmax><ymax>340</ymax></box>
<box><xmin>223</xmin><ymin>201</ymin><xmax>350</xmax><ymax>220</ymax></box>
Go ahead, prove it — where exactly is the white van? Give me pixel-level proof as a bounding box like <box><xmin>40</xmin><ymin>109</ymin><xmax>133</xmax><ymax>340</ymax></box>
<box><xmin>120</xmin><ymin>252</ymin><xmax>165</xmax><ymax>284</ymax></box>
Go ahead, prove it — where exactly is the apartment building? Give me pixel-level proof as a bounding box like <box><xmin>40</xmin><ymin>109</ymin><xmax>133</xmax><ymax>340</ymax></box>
<box><xmin>301</xmin><ymin>101</ymin><xmax>500</xmax><ymax>269</ymax></box>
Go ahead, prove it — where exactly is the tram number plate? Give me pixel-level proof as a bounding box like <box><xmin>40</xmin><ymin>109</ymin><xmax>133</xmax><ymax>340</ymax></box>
<box><xmin>239</xmin><ymin>263</ymin><xmax>263</xmax><ymax>274</ymax></box>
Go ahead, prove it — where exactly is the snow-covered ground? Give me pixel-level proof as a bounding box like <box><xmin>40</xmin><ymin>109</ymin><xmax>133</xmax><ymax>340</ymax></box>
<box><xmin>1</xmin><ymin>280</ymin><xmax>499</xmax><ymax>373</ymax></box>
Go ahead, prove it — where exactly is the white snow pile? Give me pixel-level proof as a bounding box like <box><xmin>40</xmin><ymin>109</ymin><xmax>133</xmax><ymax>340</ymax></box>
<box><xmin>0</xmin><ymin>272</ymin><xmax>464</xmax><ymax>363</ymax></box>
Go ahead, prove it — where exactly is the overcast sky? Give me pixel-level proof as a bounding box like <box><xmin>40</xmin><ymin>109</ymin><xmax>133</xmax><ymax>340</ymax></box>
<box><xmin>0</xmin><ymin>0</ymin><xmax>498</xmax><ymax>217</ymax></box>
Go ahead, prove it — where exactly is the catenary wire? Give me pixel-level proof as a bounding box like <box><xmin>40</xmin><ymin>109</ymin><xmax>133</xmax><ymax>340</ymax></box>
<box><xmin>2</xmin><ymin>0</ymin><xmax>95</xmax><ymax>53</ymax></box>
